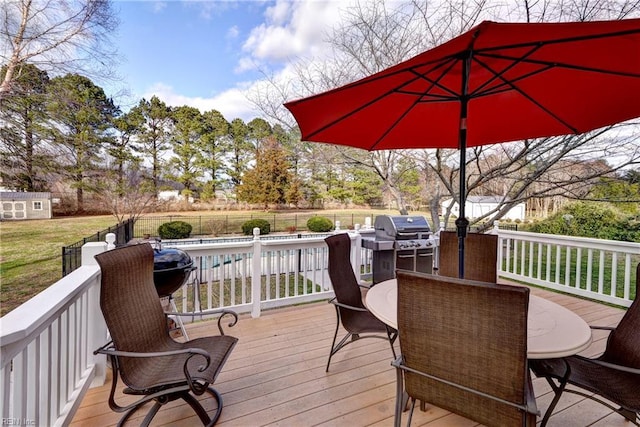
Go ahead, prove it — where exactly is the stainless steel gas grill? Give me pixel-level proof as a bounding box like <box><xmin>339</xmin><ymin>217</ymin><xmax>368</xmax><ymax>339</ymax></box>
<box><xmin>362</xmin><ymin>215</ymin><xmax>435</xmax><ymax>284</ymax></box>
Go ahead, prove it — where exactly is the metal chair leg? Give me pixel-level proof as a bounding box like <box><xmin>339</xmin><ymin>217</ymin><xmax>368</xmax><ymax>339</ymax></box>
<box><xmin>539</xmin><ymin>361</ymin><xmax>571</xmax><ymax>427</ymax></box>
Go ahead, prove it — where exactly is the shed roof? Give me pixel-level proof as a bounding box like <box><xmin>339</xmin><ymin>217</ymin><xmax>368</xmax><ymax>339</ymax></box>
<box><xmin>0</xmin><ymin>192</ymin><xmax>51</xmax><ymax>200</ymax></box>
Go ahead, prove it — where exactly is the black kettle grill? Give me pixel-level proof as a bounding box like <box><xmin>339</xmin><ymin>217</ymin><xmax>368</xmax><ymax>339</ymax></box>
<box><xmin>152</xmin><ymin>248</ymin><xmax>195</xmax><ymax>298</ymax></box>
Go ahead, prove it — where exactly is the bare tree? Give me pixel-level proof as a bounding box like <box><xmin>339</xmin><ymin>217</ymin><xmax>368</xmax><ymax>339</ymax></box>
<box><xmin>249</xmin><ymin>0</ymin><xmax>494</xmax><ymax>213</ymax></box>
<box><xmin>250</xmin><ymin>0</ymin><xmax>640</xmax><ymax>221</ymax></box>
<box><xmin>0</xmin><ymin>0</ymin><xmax>118</xmax><ymax>101</ymax></box>
<box><xmin>94</xmin><ymin>161</ymin><xmax>157</xmax><ymax>223</ymax></box>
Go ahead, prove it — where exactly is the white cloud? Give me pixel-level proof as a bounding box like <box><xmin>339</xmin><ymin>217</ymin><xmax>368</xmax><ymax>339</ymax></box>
<box><xmin>241</xmin><ymin>0</ymin><xmax>347</xmax><ymax>67</ymax></box>
<box><xmin>264</xmin><ymin>0</ymin><xmax>292</xmax><ymax>25</ymax></box>
<box><xmin>235</xmin><ymin>56</ymin><xmax>258</xmax><ymax>73</ymax></box>
<box><xmin>142</xmin><ymin>82</ymin><xmax>259</xmax><ymax>122</ymax></box>
<box><xmin>152</xmin><ymin>1</ymin><xmax>167</xmax><ymax>13</ymax></box>
<box><xmin>226</xmin><ymin>25</ymin><xmax>240</xmax><ymax>39</ymax></box>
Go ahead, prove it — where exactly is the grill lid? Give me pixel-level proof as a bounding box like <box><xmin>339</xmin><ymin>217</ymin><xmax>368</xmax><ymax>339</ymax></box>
<box><xmin>153</xmin><ymin>248</ymin><xmax>193</xmax><ymax>272</ymax></box>
<box><xmin>374</xmin><ymin>215</ymin><xmax>431</xmax><ymax>240</ymax></box>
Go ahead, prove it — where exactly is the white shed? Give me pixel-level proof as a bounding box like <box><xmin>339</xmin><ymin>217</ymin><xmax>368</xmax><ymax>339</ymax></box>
<box><xmin>0</xmin><ymin>191</ymin><xmax>53</xmax><ymax>220</ymax></box>
<box><xmin>441</xmin><ymin>196</ymin><xmax>525</xmax><ymax>221</ymax></box>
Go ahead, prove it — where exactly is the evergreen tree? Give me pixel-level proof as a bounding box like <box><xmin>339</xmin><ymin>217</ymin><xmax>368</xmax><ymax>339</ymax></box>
<box><xmin>45</xmin><ymin>73</ymin><xmax>117</xmax><ymax>212</ymax></box>
<box><xmin>198</xmin><ymin>109</ymin><xmax>230</xmax><ymax>198</ymax></box>
<box><xmin>168</xmin><ymin>105</ymin><xmax>204</xmax><ymax>197</ymax></box>
<box><xmin>131</xmin><ymin>96</ymin><xmax>173</xmax><ymax>194</ymax></box>
<box><xmin>237</xmin><ymin>136</ymin><xmax>292</xmax><ymax>209</ymax></box>
<box><xmin>228</xmin><ymin>118</ymin><xmax>252</xmax><ymax>187</ymax></box>
<box><xmin>109</xmin><ymin>108</ymin><xmax>144</xmax><ymax>193</ymax></box>
<box><xmin>0</xmin><ymin>63</ymin><xmax>50</xmax><ymax>191</ymax></box>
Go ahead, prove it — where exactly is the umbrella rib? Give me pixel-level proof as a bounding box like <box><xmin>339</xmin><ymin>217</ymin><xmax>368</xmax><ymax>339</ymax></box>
<box><xmin>478</xmin><ymin>51</ymin><xmax>640</xmax><ymax>79</ymax></box>
<box><xmin>369</xmin><ymin>98</ymin><xmax>421</xmax><ymax>151</ymax></box>
<box><xmin>303</xmin><ymin>73</ymin><xmax>425</xmax><ymax>140</ymax></box>
<box><xmin>476</xmin><ymin>25</ymin><xmax>640</xmax><ymax>58</ymax></box>
<box><xmin>472</xmin><ymin>55</ymin><xmax>580</xmax><ymax>134</ymax></box>
<box><xmin>305</xmin><ymin>57</ymin><xmax>462</xmax><ymax>140</ymax></box>
<box><xmin>404</xmin><ymin>58</ymin><xmax>462</xmax><ymax>99</ymax></box>
<box><xmin>466</xmin><ymin>44</ymin><xmax>544</xmax><ymax>98</ymax></box>
<box><xmin>369</xmin><ymin>58</ymin><xmax>463</xmax><ymax>149</ymax></box>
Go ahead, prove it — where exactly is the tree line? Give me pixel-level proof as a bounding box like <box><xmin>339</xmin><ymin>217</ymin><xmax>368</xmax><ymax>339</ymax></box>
<box><xmin>1</xmin><ymin>0</ymin><xmax>639</xmax><ymax>229</ymax></box>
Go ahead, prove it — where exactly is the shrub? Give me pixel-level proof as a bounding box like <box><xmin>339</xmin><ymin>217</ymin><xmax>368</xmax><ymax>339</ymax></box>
<box><xmin>206</xmin><ymin>219</ymin><xmax>226</xmax><ymax>236</ymax></box>
<box><xmin>307</xmin><ymin>216</ymin><xmax>334</xmax><ymax>232</ymax></box>
<box><xmin>158</xmin><ymin>221</ymin><xmax>192</xmax><ymax>239</ymax></box>
<box><xmin>286</xmin><ymin>225</ymin><xmax>297</xmax><ymax>234</ymax></box>
<box><xmin>241</xmin><ymin>219</ymin><xmax>271</xmax><ymax>235</ymax></box>
<box><xmin>526</xmin><ymin>202</ymin><xmax>626</xmax><ymax>240</ymax></box>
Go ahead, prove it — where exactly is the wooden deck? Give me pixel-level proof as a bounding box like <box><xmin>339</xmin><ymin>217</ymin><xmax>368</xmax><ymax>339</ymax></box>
<box><xmin>71</xmin><ymin>285</ymin><xmax>630</xmax><ymax>427</ymax></box>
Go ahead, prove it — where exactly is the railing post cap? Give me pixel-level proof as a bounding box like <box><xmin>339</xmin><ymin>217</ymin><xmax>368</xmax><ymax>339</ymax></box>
<box><xmin>106</xmin><ymin>233</ymin><xmax>116</xmax><ymax>249</ymax></box>
<box><xmin>253</xmin><ymin>227</ymin><xmax>261</xmax><ymax>239</ymax></box>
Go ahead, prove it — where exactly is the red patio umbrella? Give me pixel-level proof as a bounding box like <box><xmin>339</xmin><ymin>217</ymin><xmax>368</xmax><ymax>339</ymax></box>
<box><xmin>284</xmin><ymin>18</ymin><xmax>640</xmax><ymax>279</ymax></box>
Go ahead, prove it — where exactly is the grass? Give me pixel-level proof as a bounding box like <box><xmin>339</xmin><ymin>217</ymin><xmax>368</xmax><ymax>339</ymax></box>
<box><xmin>1</xmin><ymin>215</ymin><xmax>124</xmax><ymax>315</ymax></box>
<box><xmin>0</xmin><ymin>208</ymin><xmax>404</xmax><ymax>316</ymax></box>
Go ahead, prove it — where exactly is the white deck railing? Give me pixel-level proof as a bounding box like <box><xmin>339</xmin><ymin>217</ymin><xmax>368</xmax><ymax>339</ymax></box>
<box><xmin>1</xmin><ymin>228</ymin><xmax>637</xmax><ymax>426</ymax></box>
<box><xmin>0</xmin><ymin>243</ymin><xmax>109</xmax><ymax>427</ymax></box>
<box><xmin>0</xmin><ymin>230</ymin><xmax>346</xmax><ymax>426</ymax></box>
<box><xmin>164</xmin><ymin>232</ymin><xmax>337</xmax><ymax>319</ymax></box>
<box><xmin>497</xmin><ymin>229</ymin><xmax>639</xmax><ymax>308</ymax></box>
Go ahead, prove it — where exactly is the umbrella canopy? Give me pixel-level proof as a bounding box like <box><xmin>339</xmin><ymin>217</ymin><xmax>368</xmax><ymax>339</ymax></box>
<box><xmin>284</xmin><ymin>18</ymin><xmax>640</xmax><ymax>278</ymax></box>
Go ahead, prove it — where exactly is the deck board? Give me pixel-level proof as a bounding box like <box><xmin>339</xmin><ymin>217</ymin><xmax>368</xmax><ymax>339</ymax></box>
<box><xmin>71</xmin><ymin>285</ymin><xmax>628</xmax><ymax>427</ymax></box>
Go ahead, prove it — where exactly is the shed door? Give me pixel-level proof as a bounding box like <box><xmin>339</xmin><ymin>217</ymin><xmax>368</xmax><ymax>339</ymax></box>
<box><xmin>1</xmin><ymin>201</ymin><xmax>26</xmax><ymax>219</ymax></box>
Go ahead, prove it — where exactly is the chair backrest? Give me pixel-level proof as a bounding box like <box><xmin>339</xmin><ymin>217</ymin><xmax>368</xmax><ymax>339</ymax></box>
<box><xmin>602</xmin><ymin>262</ymin><xmax>640</xmax><ymax>368</ymax></box>
<box><xmin>325</xmin><ymin>233</ymin><xmax>365</xmax><ymax>310</ymax></box>
<box><xmin>396</xmin><ymin>270</ymin><xmax>534</xmax><ymax>426</ymax></box>
<box><xmin>437</xmin><ymin>231</ymin><xmax>498</xmax><ymax>282</ymax></box>
<box><xmin>94</xmin><ymin>244</ymin><xmax>173</xmax><ymax>385</ymax></box>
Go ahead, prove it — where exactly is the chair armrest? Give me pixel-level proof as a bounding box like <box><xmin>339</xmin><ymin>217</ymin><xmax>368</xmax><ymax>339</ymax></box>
<box><xmin>573</xmin><ymin>355</ymin><xmax>640</xmax><ymax>375</ymax></box>
<box><xmin>358</xmin><ymin>281</ymin><xmax>371</xmax><ymax>289</ymax></box>
<box><xmin>164</xmin><ymin>309</ymin><xmax>239</xmax><ymax>335</ymax></box>
<box><xmin>589</xmin><ymin>325</ymin><xmax>615</xmax><ymax>331</ymax></box>
<box><xmin>94</xmin><ymin>342</ymin><xmax>210</xmax><ymax>368</ymax></box>
<box><xmin>329</xmin><ymin>297</ymin><xmax>368</xmax><ymax>312</ymax></box>
<box><xmin>94</xmin><ymin>342</ymin><xmax>213</xmax><ymax>394</ymax></box>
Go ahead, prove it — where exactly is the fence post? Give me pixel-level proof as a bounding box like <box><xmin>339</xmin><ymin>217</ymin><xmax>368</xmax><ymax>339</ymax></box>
<box><xmin>251</xmin><ymin>227</ymin><xmax>262</xmax><ymax>318</ymax></box>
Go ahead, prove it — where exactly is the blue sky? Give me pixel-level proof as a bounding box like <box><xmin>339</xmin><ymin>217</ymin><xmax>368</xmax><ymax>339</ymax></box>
<box><xmin>109</xmin><ymin>1</ymin><xmax>346</xmax><ymax>122</ymax></box>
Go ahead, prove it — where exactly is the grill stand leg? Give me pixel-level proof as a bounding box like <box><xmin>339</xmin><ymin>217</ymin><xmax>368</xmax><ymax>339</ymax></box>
<box><xmin>168</xmin><ymin>296</ymin><xmax>189</xmax><ymax>340</ymax></box>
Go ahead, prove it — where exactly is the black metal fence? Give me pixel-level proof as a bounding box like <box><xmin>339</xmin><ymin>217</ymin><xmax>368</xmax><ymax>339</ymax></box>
<box><xmin>61</xmin><ymin>218</ymin><xmax>135</xmax><ymax>276</ymax></box>
<box><xmin>133</xmin><ymin>213</ymin><xmax>379</xmax><ymax>238</ymax></box>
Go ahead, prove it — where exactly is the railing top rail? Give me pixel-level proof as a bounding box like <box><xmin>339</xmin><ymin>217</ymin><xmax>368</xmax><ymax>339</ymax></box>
<box><xmin>0</xmin><ymin>265</ymin><xmax>100</xmax><ymax>359</ymax></box>
<box><xmin>259</xmin><ymin>235</ymin><xmax>328</xmax><ymax>246</ymax></box>
<box><xmin>497</xmin><ymin>229</ymin><xmax>640</xmax><ymax>253</ymax></box>
<box><xmin>164</xmin><ymin>240</ymin><xmax>255</xmax><ymax>252</ymax></box>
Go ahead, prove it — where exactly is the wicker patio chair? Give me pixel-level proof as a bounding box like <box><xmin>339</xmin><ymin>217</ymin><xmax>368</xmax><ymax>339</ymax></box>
<box><xmin>393</xmin><ymin>271</ymin><xmax>538</xmax><ymax>427</ymax></box>
<box><xmin>529</xmin><ymin>262</ymin><xmax>640</xmax><ymax>426</ymax></box>
<box><xmin>324</xmin><ymin>233</ymin><xmax>398</xmax><ymax>372</ymax></box>
<box><xmin>93</xmin><ymin>244</ymin><xmax>238</xmax><ymax>427</ymax></box>
<box><xmin>437</xmin><ymin>230</ymin><xmax>498</xmax><ymax>282</ymax></box>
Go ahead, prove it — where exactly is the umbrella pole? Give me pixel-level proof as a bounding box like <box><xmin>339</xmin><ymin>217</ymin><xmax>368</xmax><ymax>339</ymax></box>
<box><xmin>455</xmin><ymin>52</ymin><xmax>472</xmax><ymax>279</ymax></box>
<box><xmin>455</xmin><ymin>141</ymin><xmax>469</xmax><ymax>279</ymax></box>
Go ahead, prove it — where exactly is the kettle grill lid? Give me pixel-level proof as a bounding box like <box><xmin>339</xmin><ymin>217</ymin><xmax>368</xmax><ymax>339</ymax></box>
<box><xmin>153</xmin><ymin>248</ymin><xmax>192</xmax><ymax>271</ymax></box>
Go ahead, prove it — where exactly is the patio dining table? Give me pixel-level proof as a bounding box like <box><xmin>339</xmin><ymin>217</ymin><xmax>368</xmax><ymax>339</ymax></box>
<box><xmin>365</xmin><ymin>279</ymin><xmax>593</xmax><ymax>359</ymax></box>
